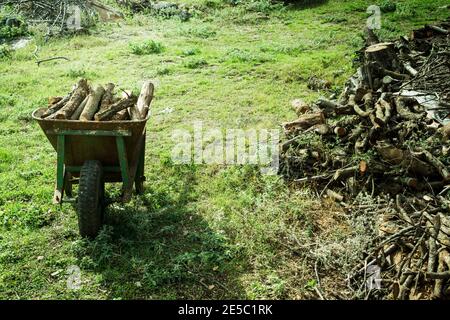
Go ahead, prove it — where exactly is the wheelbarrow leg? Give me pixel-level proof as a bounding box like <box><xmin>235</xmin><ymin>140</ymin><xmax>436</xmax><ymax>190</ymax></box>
<box><xmin>54</xmin><ymin>134</ymin><xmax>65</xmax><ymax>204</ymax></box>
<box><xmin>64</xmin><ymin>171</ymin><xmax>73</xmax><ymax>198</ymax></box>
<box><xmin>135</xmin><ymin>134</ymin><xmax>146</xmax><ymax>195</ymax></box>
<box><xmin>116</xmin><ymin>136</ymin><xmax>132</xmax><ymax>202</ymax></box>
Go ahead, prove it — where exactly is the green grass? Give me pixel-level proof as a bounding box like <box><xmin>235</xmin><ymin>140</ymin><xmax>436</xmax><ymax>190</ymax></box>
<box><xmin>129</xmin><ymin>40</ymin><xmax>165</xmax><ymax>55</ymax></box>
<box><xmin>0</xmin><ymin>0</ymin><xmax>448</xmax><ymax>300</ymax></box>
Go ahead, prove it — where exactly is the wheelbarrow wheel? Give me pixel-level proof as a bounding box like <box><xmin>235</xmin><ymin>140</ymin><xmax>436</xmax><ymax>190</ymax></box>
<box><xmin>78</xmin><ymin>160</ymin><xmax>105</xmax><ymax>238</ymax></box>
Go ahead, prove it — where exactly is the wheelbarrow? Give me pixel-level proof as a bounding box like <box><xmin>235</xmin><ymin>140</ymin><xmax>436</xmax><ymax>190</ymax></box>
<box><xmin>32</xmin><ymin>108</ymin><xmax>149</xmax><ymax>238</ymax></box>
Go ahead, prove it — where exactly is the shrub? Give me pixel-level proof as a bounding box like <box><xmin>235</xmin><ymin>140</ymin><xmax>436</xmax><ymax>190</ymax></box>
<box><xmin>379</xmin><ymin>0</ymin><xmax>397</xmax><ymax>13</ymax></box>
<box><xmin>0</xmin><ymin>13</ymin><xmax>28</xmax><ymax>42</ymax></box>
<box><xmin>184</xmin><ymin>58</ymin><xmax>208</xmax><ymax>69</ymax></box>
<box><xmin>0</xmin><ymin>44</ymin><xmax>12</xmax><ymax>60</ymax></box>
<box><xmin>129</xmin><ymin>40</ymin><xmax>164</xmax><ymax>55</ymax></box>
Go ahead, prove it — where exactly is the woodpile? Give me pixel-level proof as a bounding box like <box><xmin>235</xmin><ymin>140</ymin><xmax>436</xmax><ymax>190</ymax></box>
<box><xmin>280</xmin><ymin>21</ymin><xmax>450</xmax><ymax>299</ymax></box>
<box><xmin>41</xmin><ymin>79</ymin><xmax>154</xmax><ymax>121</ymax></box>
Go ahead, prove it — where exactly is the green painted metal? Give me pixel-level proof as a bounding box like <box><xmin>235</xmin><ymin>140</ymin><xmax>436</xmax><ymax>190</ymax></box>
<box><xmin>54</xmin><ymin>134</ymin><xmax>65</xmax><ymax>203</ymax></box>
<box><xmin>116</xmin><ymin>136</ymin><xmax>130</xmax><ymax>192</ymax></box>
<box><xmin>135</xmin><ymin>134</ymin><xmax>146</xmax><ymax>194</ymax></box>
<box><xmin>46</xmin><ymin>129</ymin><xmax>131</xmax><ymax>137</ymax></box>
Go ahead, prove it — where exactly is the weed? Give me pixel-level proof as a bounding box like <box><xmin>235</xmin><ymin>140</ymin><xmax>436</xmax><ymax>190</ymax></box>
<box><xmin>129</xmin><ymin>40</ymin><xmax>164</xmax><ymax>55</ymax></box>
<box><xmin>183</xmin><ymin>58</ymin><xmax>208</xmax><ymax>69</ymax></box>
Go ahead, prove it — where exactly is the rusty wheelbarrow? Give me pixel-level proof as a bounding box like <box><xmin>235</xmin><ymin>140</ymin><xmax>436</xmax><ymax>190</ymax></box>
<box><xmin>32</xmin><ymin>108</ymin><xmax>149</xmax><ymax>237</ymax></box>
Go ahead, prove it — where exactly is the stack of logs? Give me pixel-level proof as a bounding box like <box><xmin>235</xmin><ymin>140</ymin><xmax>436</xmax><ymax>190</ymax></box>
<box><xmin>280</xmin><ymin>21</ymin><xmax>450</xmax><ymax>299</ymax></box>
<box><xmin>40</xmin><ymin>79</ymin><xmax>154</xmax><ymax>121</ymax></box>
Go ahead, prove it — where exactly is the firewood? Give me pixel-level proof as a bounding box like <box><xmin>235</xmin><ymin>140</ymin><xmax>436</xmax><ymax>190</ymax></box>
<box><xmin>94</xmin><ymin>96</ymin><xmax>138</xmax><ymax>121</ymax></box>
<box><xmin>98</xmin><ymin>83</ymin><xmax>115</xmax><ymax>113</ymax></box>
<box><xmin>42</xmin><ymin>90</ymin><xmax>75</xmax><ymax>118</ymax></box>
<box><xmin>421</xmin><ymin>150</ymin><xmax>450</xmax><ymax>181</ymax></box>
<box><xmin>54</xmin><ymin>79</ymin><xmax>89</xmax><ymax>119</ymax></box>
<box><xmin>131</xmin><ymin>81</ymin><xmax>154</xmax><ymax>120</ymax></box>
<box><xmin>375</xmin><ymin>142</ymin><xmax>436</xmax><ymax>176</ymax></box>
<box><xmin>111</xmin><ymin>109</ymin><xmax>130</xmax><ymax>121</ymax></box>
<box><xmin>333</xmin><ymin>126</ymin><xmax>347</xmax><ymax>137</ymax></box>
<box><xmin>79</xmin><ymin>85</ymin><xmax>105</xmax><ymax>121</ymax></box>
<box><xmin>441</xmin><ymin>123</ymin><xmax>450</xmax><ymax>141</ymax></box>
<box><xmin>291</xmin><ymin>99</ymin><xmax>310</xmax><ymax>115</ymax></box>
<box><xmin>48</xmin><ymin>96</ymin><xmax>63</xmax><ymax>106</ymax></box>
<box><xmin>312</xmin><ymin>124</ymin><xmax>330</xmax><ymax>135</ymax></box>
<box><xmin>70</xmin><ymin>96</ymin><xmax>89</xmax><ymax>120</ymax></box>
<box><xmin>353</xmin><ymin>93</ymin><xmax>372</xmax><ymax>117</ymax></box>
<box><xmin>326</xmin><ymin>189</ymin><xmax>343</xmax><ymax>202</ymax></box>
<box><xmin>282</xmin><ymin>112</ymin><xmax>325</xmax><ymax>134</ymax></box>
<box><xmin>427</xmin><ymin>215</ymin><xmax>441</xmax><ymax>273</ymax></box>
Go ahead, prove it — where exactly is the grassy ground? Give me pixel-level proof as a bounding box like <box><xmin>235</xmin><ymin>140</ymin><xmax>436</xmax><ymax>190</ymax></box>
<box><xmin>0</xmin><ymin>0</ymin><xmax>448</xmax><ymax>299</ymax></box>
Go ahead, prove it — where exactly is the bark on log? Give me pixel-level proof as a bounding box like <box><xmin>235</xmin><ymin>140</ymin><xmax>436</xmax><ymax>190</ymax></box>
<box><xmin>70</xmin><ymin>96</ymin><xmax>89</xmax><ymax>120</ymax></box>
<box><xmin>42</xmin><ymin>92</ymin><xmax>73</xmax><ymax>118</ymax></box>
<box><xmin>79</xmin><ymin>85</ymin><xmax>105</xmax><ymax>121</ymax></box>
<box><xmin>131</xmin><ymin>81</ymin><xmax>154</xmax><ymax>120</ymax></box>
<box><xmin>98</xmin><ymin>83</ymin><xmax>115</xmax><ymax>113</ymax></box>
<box><xmin>48</xmin><ymin>96</ymin><xmax>63</xmax><ymax>106</ymax></box>
<box><xmin>395</xmin><ymin>97</ymin><xmax>423</xmax><ymax>121</ymax></box>
<box><xmin>441</xmin><ymin>123</ymin><xmax>450</xmax><ymax>141</ymax></box>
<box><xmin>111</xmin><ymin>109</ymin><xmax>130</xmax><ymax>121</ymax></box>
<box><xmin>54</xmin><ymin>79</ymin><xmax>89</xmax><ymax>120</ymax></box>
<box><xmin>427</xmin><ymin>214</ymin><xmax>441</xmax><ymax>273</ymax></box>
<box><xmin>375</xmin><ymin>143</ymin><xmax>436</xmax><ymax>177</ymax></box>
<box><xmin>94</xmin><ymin>96</ymin><xmax>137</xmax><ymax>121</ymax></box>
<box><xmin>333</xmin><ymin>126</ymin><xmax>347</xmax><ymax>137</ymax></box>
<box><xmin>365</xmin><ymin>42</ymin><xmax>397</xmax><ymax>73</ymax></box>
<box><xmin>283</xmin><ymin>112</ymin><xmax>326</xmax><ymax>134</ymax></box>
<box><xmin>291</xmin><ymin>99</ymin><xmax>310</xmax><ymax>115</ymax></box>
<box><xmin>326</xmin><ymin>189</ymin><xmax>344</xmax><ymax>202</ymax></box>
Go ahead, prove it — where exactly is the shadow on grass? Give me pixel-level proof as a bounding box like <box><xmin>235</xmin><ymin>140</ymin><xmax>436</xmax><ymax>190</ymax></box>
<box><xmin>77</xmin><ymin>162</ymin><xmax>245</xmax><ymax>299</ymax></box>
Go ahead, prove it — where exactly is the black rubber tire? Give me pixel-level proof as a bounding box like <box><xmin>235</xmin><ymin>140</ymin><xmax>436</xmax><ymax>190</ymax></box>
<box><xmin>77</xmin><ymin>160</ymin><xmax>105</xmax><ymax>238</ymax></box>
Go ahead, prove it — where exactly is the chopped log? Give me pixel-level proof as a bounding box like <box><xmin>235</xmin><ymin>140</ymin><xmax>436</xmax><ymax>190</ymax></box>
<box><xmin>98</xmin><ymin>83</ymin><xmax>115</xmax><ymax>113</ymax></box>
<box><xmin>375</xmin><ymin>142</ymin><xmax>436</xmax><ymax>176</ymax></box>
<box><xmin>359</xmin><ymin>160</ymin><xmax>368</xmax><ymax>175</ymax></box>
<box><xmin>312</xmin><ymin>124</ymin><xmax>330</xmax><ymax>135</ymax></box>
<box><xmin>94</xmin><ymin>96</ymin><xmax>138</xmax><ymax>121</ymax></box>
<box><xmin>441</xmin><ymin>123</ymin><xmax>450</xmax><ymax>141</ymax></box>
<box><xmin>131</xmin><ymin>81</ymin><xmax>154</xmax><ymax>120</ymax></box>
<box><xmin>291</xmin><ymin>99</ymin><xmax>310</xmax><ymax>115</ymax></box>
<box><xmin>70</xmin><ymin>96</ymin><xmax>89</xmax><ymax>120</ymax></box>
<box><xmin>333</xmin><ymin>165</ymin><xmax>359</xmax><ymax>181</ymax></box>
<box><xmin>111</xmin><ymin>109</ymin><xmax>130</xmax><ymax>121</ymax></box>
<box><xmin>427</xmin><ymin>214</ymin><xmax>441</xmax><ymax>273</ymax></box>
<box><xmin>427</xmin><ymin>25</ymin><xmax>449</xmax><ymax>35</ymax></box>
<box><xmin>421</xmin><ymin>150</ymin><xmax>450</xmax><ymax>181</ymax></box>
<box><xmin>403</xmin><ymin>62</ymin><xmax>418</xmax><ymax>77</ymax></box>
<box><xmin>365</xmin><ymin>42</ymin><xmax>397</xmax><ymax>71</ymax></box>
<box><xmin>353</xmin><ymin>93</ymin><xmax>372</xmax><ymax>117</ymax></box>
<box><xmin>79</xmin><ymin>85</ymin><xmax>105</xmax><ymax>121</ymax></box>
<box><xmin>282</xmin><ymin>112</ymin><xmax>326</xmax><ymax>134</ymax></box>
<box><xmin>326</xmin><ymin>189</ymin><xmax>344</xmax><ymax>202</ymax></box>
<box><xmin>394</xmin><ymin>97</ymin><xmax>423</xmax><ymax>121</ymax></box>
<box><xmin>48</xmin><ymin>96</ymin><xmax>63</xmax><ymax>106</ymax></box>
<box><xmin>333</xmin><ymin>126</ymin><xmax>347</xmax><ymax>137</ymax></box>
<box><xmin>434</xmin><ymin>251</ymin><xmax>447</xmax><ymax>298</ymax></box>
<box><xmin>42</xmin><ymin>91</ymin><xmax>74</xmax><ymax>118</ymax></box>
<box><xmin>54</xmin><ymin>79</ymin><xmax>89</xmax><ymax>119</ymax></box>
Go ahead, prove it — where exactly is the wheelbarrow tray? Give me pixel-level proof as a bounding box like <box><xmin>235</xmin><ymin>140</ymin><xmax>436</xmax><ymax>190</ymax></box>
<box><xmin>32</xmin><ymin>108</ymin><xmax>149</xmax><ymax>203</ymax></box>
